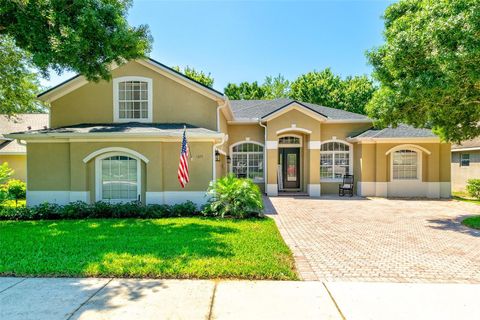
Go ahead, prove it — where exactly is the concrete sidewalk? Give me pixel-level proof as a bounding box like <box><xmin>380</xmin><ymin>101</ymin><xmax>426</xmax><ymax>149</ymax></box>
<box><xmin>1</xmin><ymin>278</ymin><xmax>479</xmax><ymax>320</ymax></box>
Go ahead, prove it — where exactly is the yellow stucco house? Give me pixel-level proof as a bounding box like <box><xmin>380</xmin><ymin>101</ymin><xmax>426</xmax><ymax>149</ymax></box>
<box><xmin>0</xmin><ymin>114</ymin><xmax>49</xmax><ymax>181</ymax></box>
<box><xmin>7</xmin><ymin>59</ymin><xmax>451</xmax><ymax>206</ymax></box>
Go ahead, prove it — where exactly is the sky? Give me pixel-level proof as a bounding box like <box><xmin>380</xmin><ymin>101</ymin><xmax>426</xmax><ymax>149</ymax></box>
<box><xmin>40</xmin><ymin>0</ymin><xmax>394</xmax><ymax>92</ymax></box>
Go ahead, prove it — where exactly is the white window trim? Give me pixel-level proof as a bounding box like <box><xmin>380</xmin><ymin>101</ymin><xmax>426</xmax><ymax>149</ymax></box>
<box><xmin>460</xmin><ymin>153</ymin><xmax>470</xmax><ymax>167</ymax></box>
<box><xmin>278</xmin><ymin>134</ymin><xmax>302</xmax><ymax>148</ymax></box>
<box><xmin>390</xmin><ymin>149</ymin><xmax>422</xmax><ymax>182</ymax></box>
<box><xmin>229</xmin><ymin>141</ymin><xmax>265</xmax><ymax>183</ymax></box>
<box><xmin>113</xmin><ymin>76</ymin><xmax>153</xmax><ymax>123</ymax></box>
<box><xmin>320</xmin><ymin>139</ymin><xmax>353</xmax><ymax>182</ymax></box>
<box><xmin>95</xmin><ymin>152</ymin><xmax>142</xmax><ymax>203</ymax></box>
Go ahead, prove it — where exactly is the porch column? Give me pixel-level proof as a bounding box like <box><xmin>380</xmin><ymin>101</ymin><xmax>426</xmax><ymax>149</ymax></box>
<box><xmin>266</xmin><ymin>140</ymin><xmax>278</xmax><ymax>196</ymax></box>
<box><xmin>308</xmin><ymin>140</ymin><xmax>321</xmax><ymax>197</ymax></box>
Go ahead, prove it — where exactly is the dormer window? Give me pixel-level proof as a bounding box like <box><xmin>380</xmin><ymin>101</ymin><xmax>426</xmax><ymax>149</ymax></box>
<box><xmin>113</xmin><ymin>76</ymin><xmax>153</xmax><ymax>122</ymax></box>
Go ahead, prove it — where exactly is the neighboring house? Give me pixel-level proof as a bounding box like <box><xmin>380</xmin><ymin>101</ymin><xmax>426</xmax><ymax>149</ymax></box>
<box><xmin>0</xmin><ymin>114</ymin><xmax>49</xmax><ymax>181</ymax></box>
<box><xmin>451</xmin><ymin>138</ymin><xmax>480</xmax><ymax>192</ymax></box>
<box><xmin>6</xmin><ymin>59</ymin><xmax>451</xmax><ymax>206</ymax></box>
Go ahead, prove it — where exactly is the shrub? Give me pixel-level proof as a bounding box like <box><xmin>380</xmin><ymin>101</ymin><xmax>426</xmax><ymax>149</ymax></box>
<box><xmin>144</xmin><ymin>204</ymin><xmax>171</xmax><ymax>218</ymax></box>
<box><xmin>0</xmin><ymin>163</ymin><xmax>14</xmax><ymax>184</ymax></box>
<box><xmin>0</xmin><ymin>200</ymin><xmax>202</xmax><ymax>221</ymax></box>
<box><xmin>171</xmin><ymin>201</ymin><xmax>197</xmax><ymax>217</ymax></box>
<box><xmin>466</xmin><ymin>179</ymin><xmax>480</xmax><ymax>199</ymax></box>
<box><xmin>5</xmin><ymin>179</ymin><xmax>26</xmax><ymax>205</ymax></box>
<box><xmin>62</xmin><ymin>201</ymin><xmax>92</xmax><ymax>219</ymax></box>
<box><xmin>203</xmin><ymin>174</ymin><xmax>263</xmax><ymax>218</ymax></box>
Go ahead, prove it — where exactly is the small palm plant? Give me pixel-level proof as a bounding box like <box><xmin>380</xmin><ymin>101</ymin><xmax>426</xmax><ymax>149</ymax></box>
<box><xmin>204</xmin><ymin>174</ymin><xmax>264</xmax><ymax>218</ymax></box>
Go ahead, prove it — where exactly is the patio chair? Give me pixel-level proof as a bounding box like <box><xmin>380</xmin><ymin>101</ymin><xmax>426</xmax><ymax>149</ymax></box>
<box><xmin>339</xmin><ymin>174</ymin><xmax>354</xmax><ymax>197</ymax></box>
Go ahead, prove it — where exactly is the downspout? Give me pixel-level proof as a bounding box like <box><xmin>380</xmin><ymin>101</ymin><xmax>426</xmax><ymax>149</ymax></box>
<box><xmin>212</xmin><ymin>134</ymin><xmax>227</xmax><ymax>181</ymax></box>
<box><xmin>216</xmin><ymin>101</ymin><xmax>227</xmax><ymax>133</ymax></box>
<box><xmin>213</xmin><ymin>99</ymin><xmax>228</xmax><ymax>180</ymax></box>
<box><xmin>258</xmin><ymin>119</ymin><xmax>268</xmax><ymax>193</ymax></box>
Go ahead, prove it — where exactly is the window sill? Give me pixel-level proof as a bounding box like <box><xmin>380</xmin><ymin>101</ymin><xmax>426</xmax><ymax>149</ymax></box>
<box><xmin>320</xmin><ymin>179</ymin><xmax>344</xmax><ymax>183</ymax></box>
<box><xmin>114</xmin><ymin>118</ymin><xmax>152</xmax><ymax>123</ymax></box>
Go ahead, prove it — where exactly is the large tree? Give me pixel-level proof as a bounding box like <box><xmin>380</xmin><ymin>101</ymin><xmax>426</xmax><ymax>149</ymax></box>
<box><xmin>0</xmin><ymin>0</ymin><xmax>151</xmax><ymax>115</ymax></box>
<box><xmin>0</xmin><ymin>36</ymin><xmax>44</xmax><ymax>114</ymax></box>
<box><xmin>172</xmin><ymin>66</ymin><xmax>214</xmax><ymax>87</ymax></box>
<box><xmin>224</xmin><ymin>81</ymin><xmax>266</xmax><ymax>100</ymax></box>
<box><xmin>262</xmin><ymin>74</ymin><xmax>290</xmax><ymax>99</ymax></box>
<box><xmin>290</xmin><ymin>69</ymin><xmax>376</xmax><ymax>115</ymax></box>
<box><xmin>367</xmin><ymin>0</ymin><xmax>480</xmax><ymax>142</ymax></box>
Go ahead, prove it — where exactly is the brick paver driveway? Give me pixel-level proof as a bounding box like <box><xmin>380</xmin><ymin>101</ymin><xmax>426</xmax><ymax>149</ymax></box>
<box><xmin>267</xmin><ymin>196</ymin><xmax>480</xmax><ymax>283</ymax></box>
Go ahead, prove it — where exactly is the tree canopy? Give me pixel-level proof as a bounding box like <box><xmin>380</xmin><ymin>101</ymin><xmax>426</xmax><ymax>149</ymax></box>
<box><xmin>262</xmin><ymin>75</ymin><xmax>290</xmax><ymax>99</ymax></box>
<box><xmin>172</xmin><ymin>66</ymin><xmax>214</xmax><ymax>87</ymax></box>
<box><xmin>367</xmin><ymin>0</ymin><xmax>480</xmax><ymax>142</ymax></box>
<box><xmin>224</xmin><ymin>81</ymin><xmax>266</xmax><ymax>100</ymax></box>
<box><xmin>0</xmin><ymin>0</ymin><xmax>151</xmax><ymax>115</ymax></box>
<box><xmin>0</xmin><ymin>36</ymin><xmax>44</xmax><ymax>115</ymax></box>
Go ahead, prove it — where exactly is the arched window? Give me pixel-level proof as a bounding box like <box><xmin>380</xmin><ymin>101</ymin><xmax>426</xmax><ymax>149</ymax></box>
<box><xmin>320</xmin><ymin>141</ymin><xmax>351</xmax><ymax>179</ymax></box>
<box><xmin>113</xmin><ymin>77</ymin><xmax>152</xmax><ymax>122</ymax></box>
<box><xmin>96</xmin><ymin>153</ymin><xmax>141</xmax><ymax>202</ymax></box>
<box><xmin>392</xmin><ymin>150</ymin><xmax>418</xmax><ymax>180</ymax></box>
<box><xmin>231</xmin><ymin>142</ymin><xmax>264</xmax><ymax>182</ymax></box>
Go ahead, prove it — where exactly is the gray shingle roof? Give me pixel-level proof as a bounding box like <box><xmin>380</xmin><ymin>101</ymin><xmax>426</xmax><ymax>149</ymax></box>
<box><xmin>0</xmin><ymin>113</ymin><xmax>49</xmax><ymax>154</ymax></box>
<box><xmin>229</xmin><ymin>99</ymin><xmax>370</xmax><ymax>121</ymax></box>
<box><xmin>0</xmin><ymin>114</ymin><xmax>49</xmax><ymax>136</ymax></box>
<box><xmin>452</xmin><ymin>137</ymin><xmax>480</xmax><ymax>150</ymax></box>
<box><xmin>7</xmin><ymin>122</ymin><xmax>220</xmax><ymax>138</ymax></box>
<box><xmin>352</xmin><ymin>124</ymin><xmax>437</xmax><ymax>139</ymax></box>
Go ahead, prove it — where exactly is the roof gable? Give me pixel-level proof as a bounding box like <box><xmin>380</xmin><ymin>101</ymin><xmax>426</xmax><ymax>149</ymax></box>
<box><xmin>38</xmin><ymin>58</ymin><xmax>225</xmax><ymax>103</ymax></box>
<box><xmin>262</xmin><ymin>101</ymin><xmax>328</xmax><ymax>122</ymax></box>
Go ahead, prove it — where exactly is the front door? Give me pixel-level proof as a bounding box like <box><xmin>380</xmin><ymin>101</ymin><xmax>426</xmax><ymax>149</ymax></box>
<box><xmin>280</xmin><ymin>148</ymin><xmax>300</xmax><ymax>189</ymax></box>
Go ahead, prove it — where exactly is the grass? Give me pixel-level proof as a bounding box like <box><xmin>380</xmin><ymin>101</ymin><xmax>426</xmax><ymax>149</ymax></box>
<box><xmin>0</xmin><ymin>217</ymin><xmax>297</xmax><ymax>280</ymax></box>
<box><xmin>452</xmin><ymin>191</ymin><xmax>480</xmax><ymax>205</ymax></box>
<box><xmin>453</xmin><ymin>192</ymin><xmax>480</xmax><ymax>230</ymax></box>
<box><xmin>462</xmin><ymin>216</ymin><xmax>480</xmax><ymax>230</ymax></box>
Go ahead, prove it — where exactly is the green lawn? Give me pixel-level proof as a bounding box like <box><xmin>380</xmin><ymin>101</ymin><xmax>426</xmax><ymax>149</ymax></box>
<box><xmin>462</xmin><ymin>216</ymin><xmax>480</xmax><ymax>230</ymax></box>
<box><xmin>453</xmin><ymin>192</ymin><xmax>480</xmax><ymax>230</ymax></box>
<box><xmin>452</xmin><ymin>191</ymin><xmax>480</xmax><ymax>205</ymax></box>
<box><xmin>0</xmin><ymin>217</ymin><xmax>297</xmax><ymax>280</ymax></box>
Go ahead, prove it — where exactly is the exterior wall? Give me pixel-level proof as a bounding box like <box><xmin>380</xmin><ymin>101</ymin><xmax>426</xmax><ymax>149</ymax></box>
<box><xmin>320</xmin><ymin>123</ymin><xmax>371</xmax><ymax>142</ymax></box>
<box><xmin>0</xmin><ymin>155</ymin><xmax>27</xmax><ymax>181</ymax></box>
<box><xmin>357</xmin><ymin>142</ymin><xmax>451</xmax><ymax>198</ymax></box>
<box><xmin>228</xmin><ymin>124</ymin><xmax>264</xmax><ymax>146</ymax></box>
<box><xmin>50</xmin><ymin>61</ymin><xmax>219</xmax><ymax>130</ymax></box>
<box><xmin>451</xmin><ymin>150</ymin><xmax>480</xmax><ymax>192</ymax></box>
<box><xmin>26</xmin><ymin>141</ymin><xmax>213</xmax><ymax>206</ymax></box>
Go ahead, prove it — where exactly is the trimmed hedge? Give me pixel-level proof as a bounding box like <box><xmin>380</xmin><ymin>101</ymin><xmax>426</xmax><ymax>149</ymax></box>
<box><xmin>0</xmin><ymin>200</ymin><xmax>200</xmax><ymax>221</ymax></box>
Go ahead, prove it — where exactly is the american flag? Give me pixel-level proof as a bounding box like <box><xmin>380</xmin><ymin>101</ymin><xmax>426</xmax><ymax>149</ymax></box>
<box><xmin>177</xmin><ymin>127</ymin><xmax>190</xmax><ymax>188</ymax></box>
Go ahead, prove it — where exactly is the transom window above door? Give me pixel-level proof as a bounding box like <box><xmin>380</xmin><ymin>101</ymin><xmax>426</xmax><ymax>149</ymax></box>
<box><xmin>279</xmin><ymin>136</ymin><xmax>301</xmax><ymax>145</ymax></box>
<box><xmin>320</xmin><ymin>141</ymin><xmax>352</xmax><ymax>180</ymax></box>
<box><xmin>113</xmin><ymin>77</ymin><xmax>153</xmax><ymax>122</ymax></box>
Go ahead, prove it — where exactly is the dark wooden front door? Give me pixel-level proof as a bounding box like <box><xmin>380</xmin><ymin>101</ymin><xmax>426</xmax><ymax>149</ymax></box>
<box><xmin>281</xmin><ymin>148</ymin><xmax>300</xmax><ymax>189</ymax></box>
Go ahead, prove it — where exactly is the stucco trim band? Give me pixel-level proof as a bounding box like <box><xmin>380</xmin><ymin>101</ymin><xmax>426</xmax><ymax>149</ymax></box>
<box><xmin>307</xmin><ymin>184</ymin><xmax>321</xmax><ymax>197</ymax></box>
<box><xmin>267</xmin><ymin>184</ymin><xmax>278</xmax><ymax>196</ymax></box>
<box><xmin>145</xmin><ymin>191</ymin><xmax>209</xmax><ymax>206</ymax></box>
<box><xmin>27</xmin><ymin>191</ymin><xmax>89</xmax><ymax>206</ymax></box>
<box><xmin>357</xmin><ymin>182</ymin><xmax>450</xmax><ymax>199</ymax></box>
